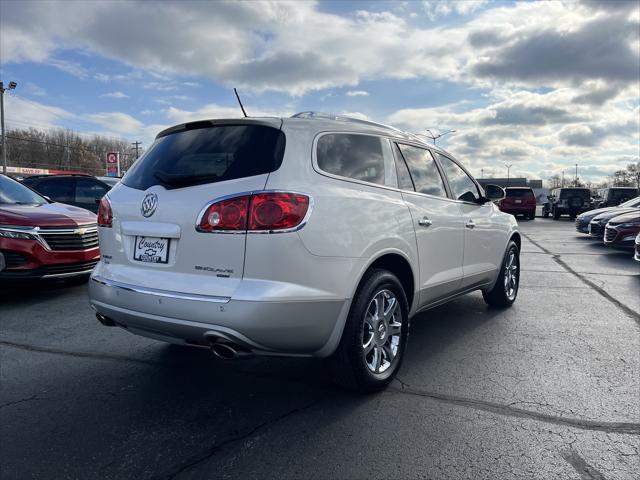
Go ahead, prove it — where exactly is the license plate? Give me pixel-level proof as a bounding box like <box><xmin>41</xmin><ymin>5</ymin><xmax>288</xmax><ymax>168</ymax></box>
<box><xmin>515</xmin><ymin>199</ymin><xmax>522</xmax><ymax>204</ymax></box>
<box><xmin>133</xmin><ymin>236</ymin><xmax>170</xmax><ymax>264</ymax></box>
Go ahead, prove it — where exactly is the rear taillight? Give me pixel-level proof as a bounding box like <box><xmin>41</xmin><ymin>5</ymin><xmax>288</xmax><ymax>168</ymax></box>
<box><xmin>197</xmin><ymin>192</ymin><xmax>310</xmax><ymax>233</ymax></box>
<box><xmin>97</xmin><ymin>197</ymin><xmax>113</xmax><ymax>227</ymax></box>
<box><xmin>198</xmin><ymin>195</ymin><xmax>251</xmax><ymax>232</ymax></box>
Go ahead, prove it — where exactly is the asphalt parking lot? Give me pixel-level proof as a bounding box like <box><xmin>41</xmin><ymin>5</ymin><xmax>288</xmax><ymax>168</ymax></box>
<box><xmin>1</xmin><ymin>217</ymin><xmax>639</xmax><ymax>480</ymax></box>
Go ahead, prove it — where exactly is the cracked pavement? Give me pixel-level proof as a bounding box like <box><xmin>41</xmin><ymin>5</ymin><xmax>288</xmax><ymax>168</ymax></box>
<box><xmin>1</xmin><ymin>218</ymin><xmax>639</xmax><ymax>479</ymax></box>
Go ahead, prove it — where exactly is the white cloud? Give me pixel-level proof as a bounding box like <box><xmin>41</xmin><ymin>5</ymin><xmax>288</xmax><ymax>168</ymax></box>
<box><xmin>1</xmin><ymin>1</ymin><xmax>637</xmax><ymax>95</ymax></box>
<box><xmin>346</xmin><ymin>90</ymin><xmax>369</xmax><ymax>97</ymax></box>
<box><xmin>100</xmin><ymin>91</ymin><xmax>129</xmax><ymax>99</ymax></box>
<box><xmin>423</xmin><ymin>1</ymin><xmax>488</xmax><ymax>21</ymax></box>
<box><xmin>85</xmin><ymin>112</ymin><xmax>144</xmax><ymax>133</ymax></box>
<box><xmin>4</xmin><ymin>96</ymin><xmax>74</xmax><ymax>129</ymax></box>
<box><xmin>165</xmin><ymin>103</ymin><xmax>291</xmax><ymax>123</ymax></box>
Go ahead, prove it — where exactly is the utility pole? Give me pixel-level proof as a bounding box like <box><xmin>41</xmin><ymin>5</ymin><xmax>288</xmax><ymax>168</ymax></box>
<box><xmin>132</xmin><ymin>141</ymin><xmax>142</xmax><ymax>159</ymax></box>
<box><xmin>481</xmin><ymin>168</ymin><xmax>484</xmax><ymax>178</ymax></box>
<box><xmin>575</xmin><ymin>163</ymin><xmax>578</xmax><ymax>186</ymax></box>
<box><xmin>562</xmin><ymin>170</ymin><xmax>565</xmax><ymax>187</ymax></box>
<box><xmin>505</xmin><ymin>163</ymin><xmax>513</xmax><ymax>187</ymax></box>
<box><xmin>0</xmin><ymin>80</ymin><xmax>18</xmax><ymax>175</ymax></box>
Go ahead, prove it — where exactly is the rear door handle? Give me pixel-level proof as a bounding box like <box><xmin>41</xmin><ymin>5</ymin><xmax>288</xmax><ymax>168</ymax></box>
<box><xmin>466</xmin><ymin>219</ymin><xmax>476</xmax><ymax>229</ymax></box>
<box><xmin>418</xmin><ymin>217</ymin><xmax>433</xmax><ymax>227</ymax></box>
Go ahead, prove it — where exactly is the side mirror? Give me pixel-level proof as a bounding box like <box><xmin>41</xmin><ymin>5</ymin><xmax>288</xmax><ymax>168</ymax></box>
<box><xmin>483</xmin><ymin>184</ymin><xmax>505</xmax><ymax>201</ymax></box>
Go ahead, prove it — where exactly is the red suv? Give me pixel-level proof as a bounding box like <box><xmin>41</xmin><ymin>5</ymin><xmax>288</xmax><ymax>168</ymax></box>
<box><xmin>0</xmin><ymin>175</ymin><xmax>100</xmax><ymax>282</ymax></box>
<box><xmin>497</xmin><ymin>187</ymin><xmax>536</xmax><ymax>220</ymax></box>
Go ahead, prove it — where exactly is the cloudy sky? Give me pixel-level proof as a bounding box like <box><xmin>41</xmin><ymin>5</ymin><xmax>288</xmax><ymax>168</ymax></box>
<box><xmin>1</xmin><ymin>0</ymin><xmax>638</xmax><ymax>183</ymax></box>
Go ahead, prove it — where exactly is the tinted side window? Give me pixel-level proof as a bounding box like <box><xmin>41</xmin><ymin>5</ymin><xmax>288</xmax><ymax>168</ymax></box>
<box><xmin>76</xmin><ymin>179</ymin><xmax>109</xmax><ymax>203</ymax></box>
<box><xmin>317</xmin><ymin>134</ymin><xmax>386</xmax><ymax>185</ymax></box>
<box><xmin>37</xmin><ymin>179</ymin><xmax>74</xmax><ymax>203</ymax></box>
<box><xmin>392</xmin><ymin>143</ymin><xmax>414</xmax><ymax>191</ymax></box>
<box><xmin>435</xmin><ymin>153</ymin><xmax>480</xmax><ymax>203</ymax></box>
<box><xmin>397</xmin><ymin>144</ymin><xmax>447</xmax><ymax>197</ymax></box>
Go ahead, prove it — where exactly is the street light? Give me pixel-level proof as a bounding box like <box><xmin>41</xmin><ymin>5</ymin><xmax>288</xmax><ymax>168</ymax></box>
<box><xmin>424</xmin><ymin>128</ymin><xmax>456</xmax><ymax>145</ymax></box>
<box><xmin>1</xmin><ymin>80</ymin><xmax>18</xmax><ymax>175</ymax></box>
<box><xmin>504</xmin><ymin>163</ymin><xmax>513</xmax><ymax>187</ymax></box>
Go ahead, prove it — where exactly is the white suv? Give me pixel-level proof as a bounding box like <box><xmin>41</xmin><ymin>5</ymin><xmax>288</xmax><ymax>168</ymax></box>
<box><xmin>89</xmin><ymin>113</ymin><xmax>520</xmax><ymax>391</ymax></box>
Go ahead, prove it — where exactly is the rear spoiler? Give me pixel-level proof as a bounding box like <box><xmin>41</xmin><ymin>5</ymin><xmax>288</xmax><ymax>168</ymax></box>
<box><xmin>156</xmin><ymin>118</ymin><xmax>283</xmax><ymax>139</ymax></box>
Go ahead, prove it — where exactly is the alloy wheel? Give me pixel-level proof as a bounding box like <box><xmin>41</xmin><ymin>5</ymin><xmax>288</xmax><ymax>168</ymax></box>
<box><xmin>503</xmin><ymin>250</ymin><xmax>519</xmax><ymax>300</ymax></box>
<box><xmin>362</xmin><ymin>289</ymin><xmax>402</xmax><ymax>374</ymax></box>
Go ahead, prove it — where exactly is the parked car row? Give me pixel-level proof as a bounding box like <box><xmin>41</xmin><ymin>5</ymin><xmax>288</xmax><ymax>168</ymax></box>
<box><xmin>575</xmin><ymin>195</ymin><xmax>640</xmax><ymax>260</ymax></box>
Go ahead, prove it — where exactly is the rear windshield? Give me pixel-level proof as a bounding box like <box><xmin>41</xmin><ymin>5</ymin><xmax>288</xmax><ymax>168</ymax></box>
<box><xmin>505</xmin><ymin>188</ymin><xmax>534</xmax><ymax>198</ymax></box>
<box><xmin>122</xmin><ymin>125</ymin><xmax>285</xmax><ymax>190</ymax></box>
<box><xmin>559</xmin><ymin>189</ymin><xmax>590</xmax><ymax>199</ymax></box>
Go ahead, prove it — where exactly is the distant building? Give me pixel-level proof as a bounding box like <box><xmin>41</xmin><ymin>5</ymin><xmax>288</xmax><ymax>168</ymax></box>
<box><xmin>476</xmin><ymin>177</ymin><xmax>529</xmax><ymax>188</ymax></box>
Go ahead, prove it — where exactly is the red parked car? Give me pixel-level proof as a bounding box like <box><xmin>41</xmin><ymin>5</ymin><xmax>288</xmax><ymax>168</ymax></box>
<box><xmin>0</xmin><ymin>174</ymin><xmax>100</xmax><ymax>282</ymax></box>
<box><xmin>497</xmin><ymin>187</ymin><xmax>536</xmax><ymax>220</ymax></box>
<box><xmin>603</xmin><ymin>211</ymin><xmax>640</xmax><ymax>249</ymax></box>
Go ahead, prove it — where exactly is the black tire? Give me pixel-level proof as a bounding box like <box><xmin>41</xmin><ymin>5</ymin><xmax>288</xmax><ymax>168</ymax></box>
<box><xmin>542</xmin><ymin>206</ymin><xmax>549</xmax><ymax>218</ymax></box>
<box><xmin>482</xmin><ymin>241</ymin><xmax>520</xmax><ymax>308</ymax></box>
<box><xmin>569</xmin><ymin>214</ymin><xmax>576</xmax><ymax>220</ymax></box>
<box><xmin>328</xmin><ymin>269</ymin><xmax>409</xmax><ymax>393</ymax></box>
<box><xmin>552</xmin><ymin>207</ymin><xmax>560</xmax><ymax>220</ymax></box>
<box><xmin>528</xmin><ymin>211</ymin><xmax>535</xmax><ymax>220</ymax></box>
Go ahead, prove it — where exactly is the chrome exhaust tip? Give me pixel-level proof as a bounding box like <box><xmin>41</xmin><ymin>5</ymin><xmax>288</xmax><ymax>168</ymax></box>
<box><xmin>210</xmin><ymin>342</ymin><xmax>253</xmax><ymax>360</ymax></box>
<box><xmin>96</xmin><ymin>313</ymin><xmax>117</xmax><ymax>327</ymax></box>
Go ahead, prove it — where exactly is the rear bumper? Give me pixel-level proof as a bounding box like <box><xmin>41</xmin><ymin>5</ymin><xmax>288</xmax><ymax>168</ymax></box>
<box><xmin>499</xmin><ymin>206</ymin><xmax>535</xmax><ymax>214</ymax></box>
<box><xmin>89</xmin><ymin>274</ymin><xmax>350</xmax><ymax>357</ymax></box>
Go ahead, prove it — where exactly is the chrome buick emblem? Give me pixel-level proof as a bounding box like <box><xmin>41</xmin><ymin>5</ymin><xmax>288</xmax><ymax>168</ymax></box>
<box><xmin>141</xmin><ymin>193</ymin><xmax>158</xmax><ymax>217</ymax></box>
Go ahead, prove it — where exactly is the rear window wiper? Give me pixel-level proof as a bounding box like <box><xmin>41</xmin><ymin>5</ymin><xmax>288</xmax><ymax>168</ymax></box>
<box><xmin>154</xmin><ymin>171</ymin><xmax>219</xmax><ymax>188</ymax></box>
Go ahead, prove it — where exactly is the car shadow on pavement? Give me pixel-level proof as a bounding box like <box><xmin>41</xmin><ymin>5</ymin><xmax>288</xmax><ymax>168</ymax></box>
<box><xmin>0</xmin><ymin>280</ymin><xmax>88</xmax><ymax>306</ymax></box>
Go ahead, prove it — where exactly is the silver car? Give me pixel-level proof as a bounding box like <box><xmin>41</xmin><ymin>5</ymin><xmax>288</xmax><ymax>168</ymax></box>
<box><xmin>89</xmin><ymin>113</ymin><xmax>520</xmax><ymax>391</ymax></box>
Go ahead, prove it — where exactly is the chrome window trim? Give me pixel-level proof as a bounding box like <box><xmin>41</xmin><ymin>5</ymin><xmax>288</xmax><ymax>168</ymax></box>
<box><xmin>194</xmin><ymin>190</ymin><xmax>315</xmax><ymax>235</ymax></box>
<box><xmin>91</xmin><ymin>275</ymin><xmax>230</xmax><ymax>303</ymax></box>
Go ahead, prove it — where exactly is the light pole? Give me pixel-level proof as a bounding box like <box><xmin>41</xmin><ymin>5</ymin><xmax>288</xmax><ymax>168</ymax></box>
<box><xmin>504</xmin><ymin>163</ymin><xmax>512</xmax><ymax>187</ymax></box>
<box><xmin>575</xmin><ymin>163</ymin><xmax>578</xmax><ymax>186</ymax></box>
<box><xmin>0</xmin><ymin>80</ymin><xmax>18</xmax><ymax>175</ymax></box>
<box><xmin>424</xmin><ymin>128</ymin><xmax>456</xmax><ymax>145</ymax></box>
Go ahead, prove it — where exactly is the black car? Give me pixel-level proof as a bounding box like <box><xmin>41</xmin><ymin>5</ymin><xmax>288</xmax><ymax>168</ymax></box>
<box><xmin>21</xmin><ymin>175</ymin><xmax>112</xmax><ymax>213</ymax></box>
<box><xmin>595</xmin><ymin>187</ymin><xmax>638</xmax><ymax>208</ymax></box>
<box><xmin>542</xmin><ymin>187</ymin><xmax>592</xmax><ymax>219</ymax></box>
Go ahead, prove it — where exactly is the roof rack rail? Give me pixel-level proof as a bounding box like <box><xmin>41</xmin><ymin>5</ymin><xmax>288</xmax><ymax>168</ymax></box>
<box><xmin>291</xmin><ymin>111</ymin><xmax>406</xmax><ymax>133</ymax></box>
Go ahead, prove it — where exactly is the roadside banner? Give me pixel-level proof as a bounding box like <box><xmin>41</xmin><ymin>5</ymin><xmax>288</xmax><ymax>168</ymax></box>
<box><xmin>106</xmin><ymin>152</ymin><xmax>120</xmax><ymax>177</ymax></box>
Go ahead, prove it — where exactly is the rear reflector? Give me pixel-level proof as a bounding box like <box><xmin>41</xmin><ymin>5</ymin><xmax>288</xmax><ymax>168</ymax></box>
<box><xmin>198</xmin><ymin>192</ymin><xmax>310</xmax><ymax>233</ymax></box>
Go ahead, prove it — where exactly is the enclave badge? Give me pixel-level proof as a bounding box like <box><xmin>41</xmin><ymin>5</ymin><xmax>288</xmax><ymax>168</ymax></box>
<box><xmin>141</xmin><ymin>193</ymin><xmax>158</xmax><ymax>217</ymax></box>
